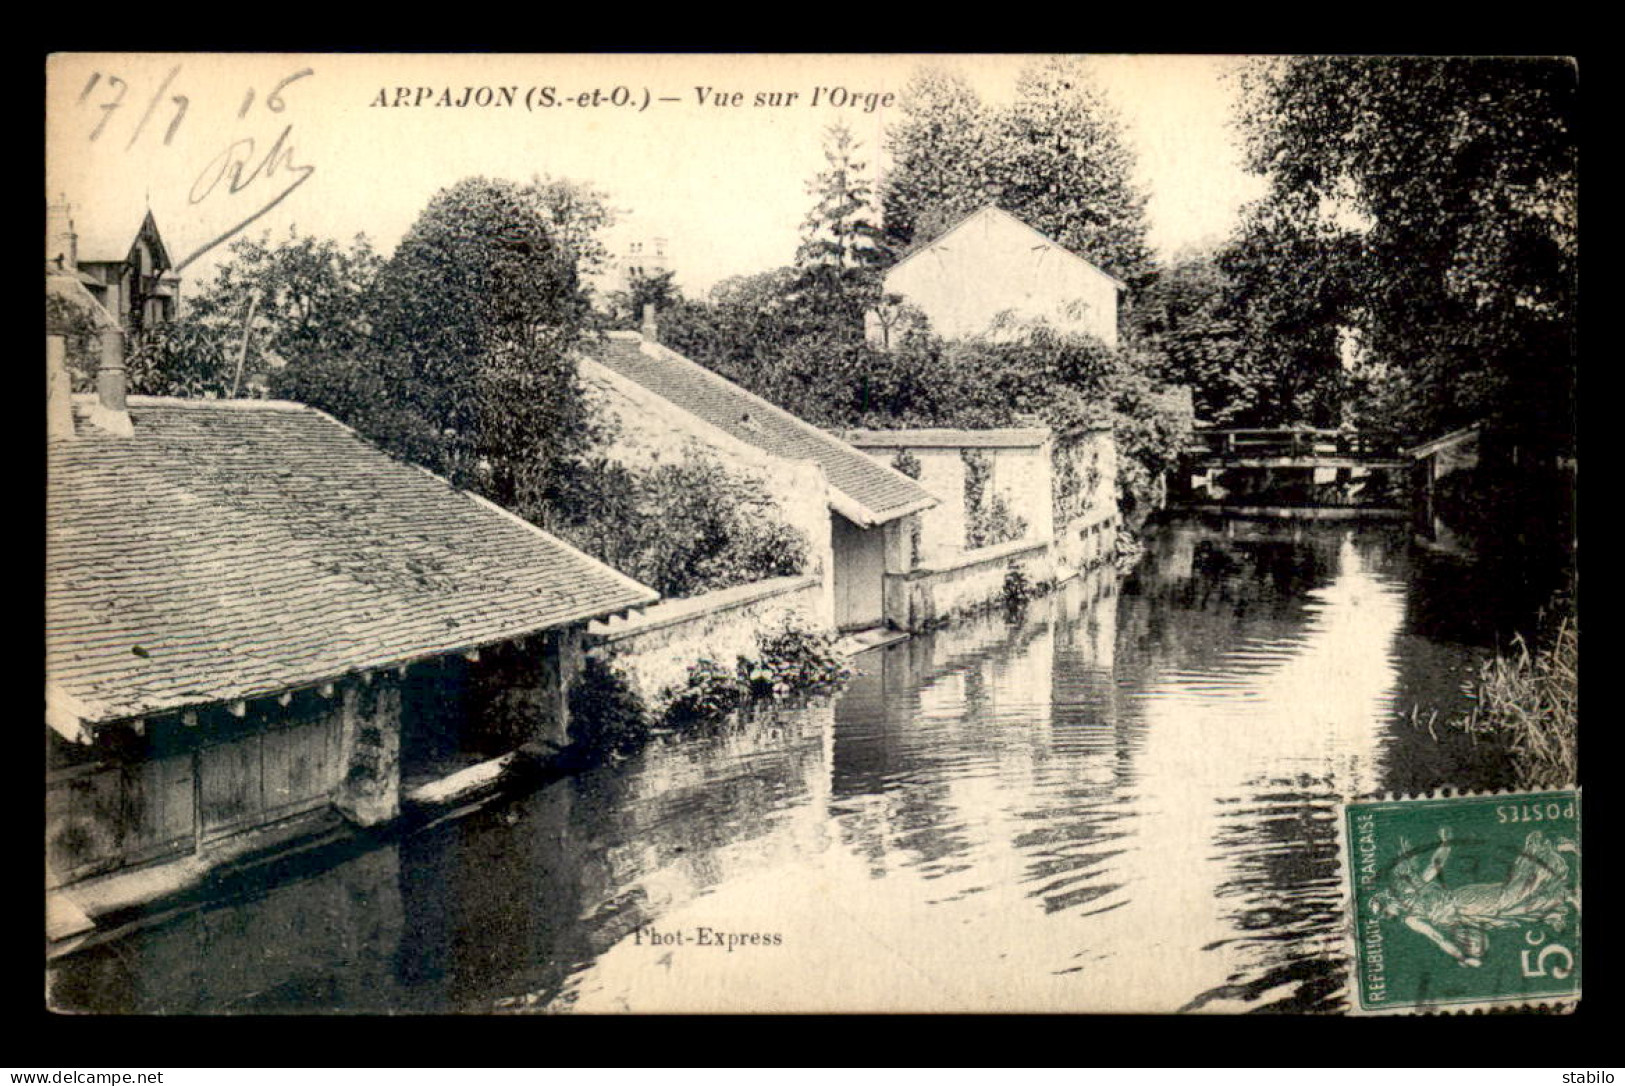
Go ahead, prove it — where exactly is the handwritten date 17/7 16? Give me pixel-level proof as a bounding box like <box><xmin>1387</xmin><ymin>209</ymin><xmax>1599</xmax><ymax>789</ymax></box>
<box><xmin>72</xmin><ymin>65</ymin><xmax>317</xmax><ymax>273</ymax></box>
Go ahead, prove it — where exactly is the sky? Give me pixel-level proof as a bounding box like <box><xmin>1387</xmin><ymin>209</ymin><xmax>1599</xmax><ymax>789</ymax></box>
<box><xmin>45</xmin><ymin>53</ymin><xmax>1266</xmax><ymax>296</ymax></box>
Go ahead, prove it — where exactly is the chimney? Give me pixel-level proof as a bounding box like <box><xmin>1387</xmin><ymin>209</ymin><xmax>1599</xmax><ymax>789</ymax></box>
<box><xmin>85</xmin><ymin>325</ymin><xmax>134</xmax><ymax>437</ymax></box>
<box><xmin>46</xmin><ymin>336</ymin><xmax>75</xmax><ymax>440</ymax></box>
<box><xmin>46</xmin><ymin>202</ymin><xmax>78</xmax><ymax>271</ymax></box>
<box><xmin>640</xmin><ymin>303</ymin><xmax>659</xmax><ymax>344</ymax></box>
<box><xmin>984</xmin><ymin>180</ymin><xmax>1006</xmax><ymax>206</ymax></box>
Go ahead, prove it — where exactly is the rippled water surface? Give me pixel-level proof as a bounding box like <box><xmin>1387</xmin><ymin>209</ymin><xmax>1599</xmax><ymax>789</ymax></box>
<box><xmin>50</xmin><ymin>517</ymin><xmax>1519</xmax><ymax>1014</ymax></box>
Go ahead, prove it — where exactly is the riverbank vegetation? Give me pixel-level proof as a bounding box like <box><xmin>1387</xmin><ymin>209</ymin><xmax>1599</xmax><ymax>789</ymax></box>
<box><xmin>548</xmin><ymin>450</ymin><xmax>809</xmax><ymax>599</ymax></box>
<box><xmin>568</xmin><ymin>617</ymin><xmax>852</xmax><ymax>762</ymax></box>
<box><xmin>665</xmin><ymin>619</ymin><xmax>852</xmax><ymax>728</ymax></box>
<box><xmin>1451</xmin><ymin>600</ymin><xmax>1578</xmax><ymax>791</ymax></box>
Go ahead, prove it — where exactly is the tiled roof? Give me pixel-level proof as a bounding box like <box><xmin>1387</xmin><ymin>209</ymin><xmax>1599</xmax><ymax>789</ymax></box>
<box><xmin>842</xmin><ymin>427</ymin><xmax>1054</xmax><ymax>449</ymax></box>
<box><xmin>47</xmin><ymin>397</ymin><xmax>657</xmax><ymax>727</ymax></box>
<box><xmin>584</xmin><ymin>333</ymin><xmax>937</xmax><ymax>526</ymax></box>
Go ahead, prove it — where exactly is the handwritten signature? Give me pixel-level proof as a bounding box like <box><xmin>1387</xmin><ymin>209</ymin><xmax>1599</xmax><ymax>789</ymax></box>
<box><xmin>74</xmin><ymin>65</ymin><xmax>317</xmax><ymax>273</ymax></box>
<box><xmin>181</xmin><ymin>124</ymin><xmax>316</xmax><ymax>271</ymax></box>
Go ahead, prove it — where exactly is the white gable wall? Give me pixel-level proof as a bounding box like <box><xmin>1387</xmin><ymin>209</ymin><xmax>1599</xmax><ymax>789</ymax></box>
<box><xmin>883</xmin><ymin>208</ymin><xmax>1121</xmax><ymax>348</ymax></box>
<box><xmin>578</xmin><ymin>357</ymin><xmax>837</xmax><ymax>628</ymax></box>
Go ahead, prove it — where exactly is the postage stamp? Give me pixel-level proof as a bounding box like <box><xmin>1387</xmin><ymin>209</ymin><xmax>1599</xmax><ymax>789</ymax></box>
<box><xmin>1342</xmin><ymin>789</ymin><xmax>1581</xmax><ymax>1014</ymax></box>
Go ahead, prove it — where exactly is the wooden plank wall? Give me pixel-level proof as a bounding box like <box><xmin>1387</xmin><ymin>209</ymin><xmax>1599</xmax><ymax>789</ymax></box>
<box><xmin>48</xmin><ymin>712</ymin><xmax>343</xmax><ymax>884</ymax></box>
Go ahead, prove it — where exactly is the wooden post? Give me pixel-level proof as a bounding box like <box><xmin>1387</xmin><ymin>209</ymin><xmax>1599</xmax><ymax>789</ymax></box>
<box><xmin>229</xmin><ymin>290</ymin><xmax>260</xmax><ymax>399</ymax></box>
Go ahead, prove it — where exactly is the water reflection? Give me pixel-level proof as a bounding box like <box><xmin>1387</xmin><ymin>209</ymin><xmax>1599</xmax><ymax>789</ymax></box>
<box><xmin>48</xmin><ymin>517</ymin><xmax>1518</xmax><ymax>1014</ymax></box>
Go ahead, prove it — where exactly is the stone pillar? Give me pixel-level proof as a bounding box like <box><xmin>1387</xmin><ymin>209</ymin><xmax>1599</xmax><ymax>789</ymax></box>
<box><xmin>882</xmin><ymin>514</ymin><xmax>916</xmax><ymax>630</ymax></box>
<box><xmin>510</xmin><ymin>628</ymin><xmax>583</xmax><ymax>756</ymax></box>
<box><xmin>881</xmin><ymin>516</ymin><xmax>913</xmax><ymax>575</ymax></box>
<box><xmin>335</xmin><ymin>677</ymin><xmax>401</xmax><ymax>827</ymax></box>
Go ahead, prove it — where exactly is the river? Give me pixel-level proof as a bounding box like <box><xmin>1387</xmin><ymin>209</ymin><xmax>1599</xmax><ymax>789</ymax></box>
<box><xmin>47</xmin><ymin>515</ymin><xmax>1521</xmax><ymax>1014</ymax></box>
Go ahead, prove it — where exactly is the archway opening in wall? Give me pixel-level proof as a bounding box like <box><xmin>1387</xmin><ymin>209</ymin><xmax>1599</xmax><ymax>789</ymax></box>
<box><xmin>398</xmin><ymin>654</ymin><xmax>475</xmax><ymax>791</ymax></box>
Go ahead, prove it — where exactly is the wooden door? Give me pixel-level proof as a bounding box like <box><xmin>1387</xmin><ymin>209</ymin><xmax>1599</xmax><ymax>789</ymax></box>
<box><xmin>832</xmin><ymin>513</ymin><xmax>885</xmax><ymax>631</ymax></box>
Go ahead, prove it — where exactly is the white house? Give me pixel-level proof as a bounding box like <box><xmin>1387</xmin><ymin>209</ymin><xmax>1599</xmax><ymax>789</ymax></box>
<box><xmin>869</xmin><ymin>205</ymin><xmax>1125</xmax><ymax>348</ymax></box>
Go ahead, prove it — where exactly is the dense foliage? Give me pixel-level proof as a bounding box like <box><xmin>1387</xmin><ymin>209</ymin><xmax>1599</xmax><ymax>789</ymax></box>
<box><xmin>665</xmin><ymin>283</ymin><xmax>1188</xmax><ymax>519</ymax></box>
<box><xmin>663</xmin><ymin>658</ymin><xmax>751</xmax><ymax>728</ymax></box>
<box><xmin>744</xmin><ymin>618</ymin><xmax>853</xmax><ymax>699</ymax></box>
<box><xmin>1129</xmin><ymin>242</ymin><xmax>1343</xmax><ymax>428</ymax></box>
<box><xmin>605</xmin><ymin>268</ymin><xmax>680</xmax><ymax>330</ymax></box>
<box><xmin>1230</xmin><ymin>56</ymin><xmax>1576</xmax><ymax>443</ymax></box>
<box><xmin>359</xmin><ymin>176</ymin><xmax>594</xmax><ymax>512</ymax></box>
<box><xmin>546</xmin><ymin>450</ymin><xmax>810</xmax><ymax>600</ymax></box>
<box><xmin>130</xmin><ymin>231</ymin><xmax>382</xmax><ymax>399</ymax></box>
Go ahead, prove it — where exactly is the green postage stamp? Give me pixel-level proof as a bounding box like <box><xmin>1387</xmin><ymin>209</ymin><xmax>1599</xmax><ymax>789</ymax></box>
<box><xmin>1342</xmin><ymin>789</ymin><xmax>1581</xmax><ymax>1014</ymax></box>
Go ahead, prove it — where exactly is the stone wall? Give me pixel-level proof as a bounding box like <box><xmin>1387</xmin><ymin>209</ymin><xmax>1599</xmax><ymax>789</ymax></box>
<box><xmin>1053</xmin><ymin>430</ymin><xmax>1119</xmax><ymax>574</ymax></box>
<box><xmin>853</xmin><ymin>441</ymin><xmax>1052</xmax><ymax>563</ymax></box>
<box><xmin>903</xmin><ymin>447</ymin><xmax>967</xmax><ymax>562</ymax></box>
<box><xmin>885</xmin><ymin>537</ymin><xmax>1055</xmax><ymax>631</ymax></box>
<box><xmin>988</xmin><ymin>444</ymin><xmax>1055</xmax><ymax>544</ymax></box>
<box><xmin>588</xmin><ymin>575</ymin><xmax>824</xmax><ymax>713</ymax></box>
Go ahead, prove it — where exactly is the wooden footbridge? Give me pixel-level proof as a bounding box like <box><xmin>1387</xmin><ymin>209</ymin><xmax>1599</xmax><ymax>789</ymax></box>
<box><xmin>1184</xmin><ymin>428</ymin><xmax>1410</xmax><ymax>472</ymax></box>
<box><xmin>1176</xmin><ymin>427</ymin><xmax>1416</xmax><ymax>517</ymax></box>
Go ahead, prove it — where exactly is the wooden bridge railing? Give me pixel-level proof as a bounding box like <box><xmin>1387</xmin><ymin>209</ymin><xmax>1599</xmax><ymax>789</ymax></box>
<box><xmin>1185</xmin><ymin>428</ymin><xmax>1407</xmax><ymax>461</ymax></box>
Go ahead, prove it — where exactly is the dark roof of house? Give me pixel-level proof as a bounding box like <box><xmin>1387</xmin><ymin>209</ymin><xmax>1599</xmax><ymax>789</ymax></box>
<box><xmin>842</xmin><ymin>427</ymin><xmax>1055</xmax><ymax>450</ymax></box>
<box><xmin>47</xmin><ymin>397</ymin><xmax>657</xmax><ymax>729</ymax></box>
<box><xmin>583</xmin><ymin>332</ymin><xmax>937</xmax><ymax>526</ymax></box>
<box><xmin>75</xmin><ymin>208</ymin><xmax>170</xmax><ymax>268</ymax></box>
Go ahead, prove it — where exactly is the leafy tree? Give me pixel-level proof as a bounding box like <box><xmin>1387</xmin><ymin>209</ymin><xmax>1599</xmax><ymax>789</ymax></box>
<box><xmin>1127</xmin><ymin>247</ymin><xmax>1252</xmax><ymax>425</ymax></box>
<box><xmin>797</xmin><ymin>122</ymin><xmax>884</xmax><ymax>271</ymax></box>
<box><xmin>1214</xmin><ymin>200</ymin><xmax>1364</xmax><ymax>427</ymax></box>
<box><xmin>881</xmin><ymin>67</ymin><xmax>994</xmax><ymax>257</ymax></box>
<box><xmin>1233</xmin><ymin>56</ymin><xmax>1576</xmax><ymax>444</ymax></box>
<box><xmin>125</xmin><ymin>229</ymin><xmax>381</xmax><ymax>398</ymax></box>
<box><xmin>660</xmin><ymin>263</ymin><xmax>879</xmax><ymax>404</ymax></box>
<box><xmin>278</xmin><ymin>176</ymin><xmax>597</xmax><ymax>521</ymax></box>
<box><xmin>606</xmin><ymin>267</ymin><xmax>680</xmax><ymax>329</ymax></box>
<box><xmin>993</xmin><ymin>57</ymin><xmax>1155</xmax><ymax>288</ymax></box>
<box><xmin>530</xmin><ymin>174</ymin><xmax>620</xmax><ymax>281</ymax></box>
<box><xmin>881</xmin><ymin>58</ymin><xmax>1155</xmax><ymax>287</ymax></box>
